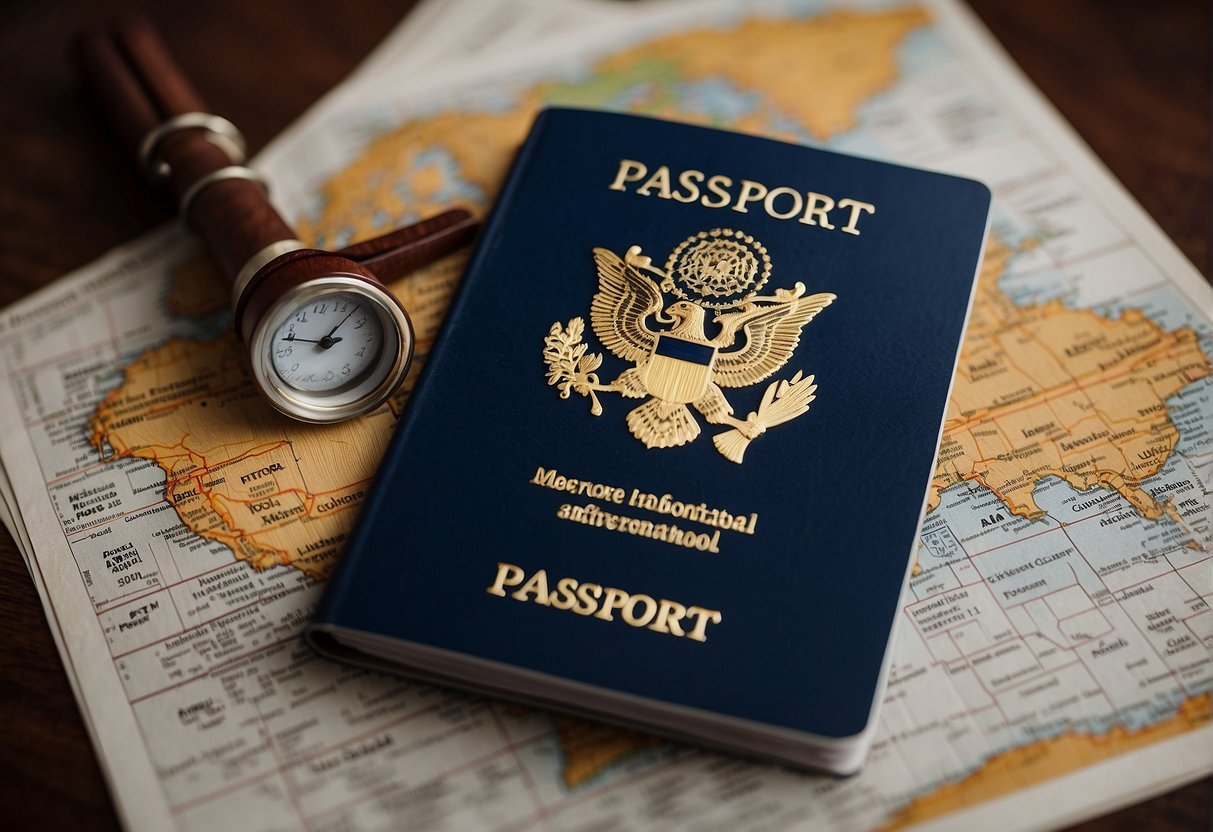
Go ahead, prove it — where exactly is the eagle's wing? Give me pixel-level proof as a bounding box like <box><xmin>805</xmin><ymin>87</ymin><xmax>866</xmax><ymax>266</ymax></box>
<box><xmin>713</xmin><ymin>293</ymin><xmax>835</xmax><ymax>389</ymax></box>
<box><xmin>590</xmin><ymin>247</ymin><xmax>663</xmax><ymax>363</ymax></box>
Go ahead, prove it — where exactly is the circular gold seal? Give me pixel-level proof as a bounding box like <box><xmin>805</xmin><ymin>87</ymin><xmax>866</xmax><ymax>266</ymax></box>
<box><xmin>664</xmin><ymin>228</ymin><xmax>771</xmax><ymax>309</ymax></box>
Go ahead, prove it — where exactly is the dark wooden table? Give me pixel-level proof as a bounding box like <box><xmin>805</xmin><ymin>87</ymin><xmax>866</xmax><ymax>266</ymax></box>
<box><xmin>0</xmin><ymin>1</ymin><xmax>1207</xmax><ymax>829</ymax></box>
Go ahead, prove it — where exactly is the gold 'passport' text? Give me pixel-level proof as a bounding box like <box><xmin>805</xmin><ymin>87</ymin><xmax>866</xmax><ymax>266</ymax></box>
<box><xmin>608</xmin><ymin>159</ymin><xmax>876</xmax><ymax>235</ymax></box>
<box><xmin>487</xmin><ymin>562</ymin><xmax>723</xmax><ymax>642</ymax></box>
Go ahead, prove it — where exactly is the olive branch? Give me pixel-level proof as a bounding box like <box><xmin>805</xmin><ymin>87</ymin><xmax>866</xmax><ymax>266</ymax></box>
<box><xmin>543</xmin><ymin>318</ymin><xmax>607</xmax><ymax>416</ymax></box>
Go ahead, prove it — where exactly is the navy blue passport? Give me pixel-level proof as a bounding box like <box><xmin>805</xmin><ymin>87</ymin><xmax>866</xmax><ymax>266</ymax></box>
<box><xmin>308</xmin><ymin>108</ymin><xmax>990</xmax><ymax>774</ymax></box>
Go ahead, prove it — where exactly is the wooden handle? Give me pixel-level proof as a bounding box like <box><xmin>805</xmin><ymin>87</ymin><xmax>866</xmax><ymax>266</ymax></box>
<box><xmin>74</xmin><ymin>16</ymin><xmax>481</xmax><ymax>336</ymax></box>
<box><xmin>74</xmin><ymin>16</ymin><xmax>297</xmax><ymax>280</ymax></box>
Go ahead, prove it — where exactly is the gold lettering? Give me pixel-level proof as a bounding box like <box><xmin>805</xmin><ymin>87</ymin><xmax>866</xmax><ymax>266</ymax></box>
<box><xmin>672</xmin><ymin>169</ymin><xmax>703</xmax><ymax>203</ymax></box>
<box><xmin>608</xmin><ymin>159</ymin><xmax>647</xmax><ymax>191</ymax></box>
<box><xmin>531</xmin><ymin>467</ymin><xmax>557</xmax><ymax>487</ymax></box>
<box><xmin>512</xmin><ymin>568</ymin><xmax>551</xmax><ymax>605</ymax></box>
<box><xmin>701</xmin><ymin>175</ymin><xmax>733</xmax><ymax>208</ymax></box>
<box><xmin>837</xmin><ymin>198</ymin><xmax>875</xmax><ymax>235</ymax></box>
<box><xmin>534</xmin><ymin>468</ymin><xmax>625</xmax><ymax>503</ymax></box>
<box><xmin>486</xmin><ymin>562</ymin><xmax>525</xmax><ymax>597</ymax></box>
<box><xmin>535</xmin><ymin>467</ymin><xmax>757</xmax><ymax>552</ymax></box>
<box><xmin>595</xmin><ymin>587</ymin><xmax>630</xmax><ymax>621</ymax></box>
<box><xmin>488</xmin><ymin>565</ymin><xmax>722</xmax><ymax>643</ymax></box>
<box><xmin>622</xmin><ymin>593</ymin><xmax>658</xmax><ymax>627</ymax></box>
<box><xmin>636</xmin><ymin>166</ymin><xmax>673</xmax><ymax>199</ymax></box>
<box><xmin>574</xmin><ymin>581</ymin><xmax>602</xmax><ymax>616</ymax></box>
<box><xmin>799</xmin><ymin>192</ymin><xmax>836</xmax><ymax>228</ymax></box>
<box><xmin>549</xmin><ymin>576</ymin><xmax>579</xmax><ymax>610</ymax></box>
<box><xmin>685</xmin><ymin>606</ymin><xmax>723</xmax><ymax>642</ymax></box>
<box><xmin>731</xmin><ymin>179</ymin><xmax>768</xmax><ymax>213</ymax></box>
<box><xmin>608</xmin><ymin>162</ymin><xmax>877</xmax><ymax>237</ymax></box>
<box><xmin>648</xmin><ymin>599</ymin><xmax>688</xmax><ymax>636</ymax></box>
<box><xmin>764</xmin><ymin>186</ymin><xmax>803</xmax><ymax>220</ymax></box>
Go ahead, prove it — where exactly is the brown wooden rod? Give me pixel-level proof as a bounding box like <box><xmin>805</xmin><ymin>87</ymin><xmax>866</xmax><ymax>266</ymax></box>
<box><xmin>73</xmin><ymin>28</ymin><xmax>162</xmax><ymax>155</ymax></box>
<box><xmin>111</xmin><ymin>16</ymin><xmax>208</xmax><ymax>118</ymax></box>
<box><xmin>74</xmin><ymin>16</ymin><xmax>480</xmax><ymax>336</ymax></box>
<box><xmin>75</xmin><ymin>17</ymin><xmax>303</xmax><ymax>280</ymax></box>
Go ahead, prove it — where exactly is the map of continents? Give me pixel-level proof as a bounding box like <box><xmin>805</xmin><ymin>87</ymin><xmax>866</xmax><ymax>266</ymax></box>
<box><xmin>86</xmin><ymin>3</ymin><xmax>1211</xmax><ymax>816</ymax></box>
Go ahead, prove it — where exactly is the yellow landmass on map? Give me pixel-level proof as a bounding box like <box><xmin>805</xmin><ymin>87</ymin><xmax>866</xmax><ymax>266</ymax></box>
<box><xmin>594</xmin><ymin>7</ymin><xmax>929</xmax><ymax>140</ymax></box>
<box><xmin>87</xmin><ymin>336</ymin><xmax>395</xmax><ymax>581</ymax></box>
<box><xmin>294</xmin><ymin>7</ymin><xmax>927</xmax><ymax>246</ymax></box>
<box><xmin>548</xmin><ymin>715</ymin><xmax>664</xmax><ymax>788</ymax></box>
<box><xmin>88</xmin><ymin>244</ymin><xmax>468</xmax><ymax>582</ymax></box>
<box><xmin>881</xmin><ymin>694</ymin><xmax>1211</xmax><ymax>830</ymax></box>
<box><xmin>929</xmin><ymin>236</ymin><xmax>1212</xmax><ymax>521</ymax></box>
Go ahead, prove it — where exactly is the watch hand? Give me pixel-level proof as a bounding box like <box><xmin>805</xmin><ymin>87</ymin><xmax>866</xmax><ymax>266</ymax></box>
<box><xmin>282</xmin><ymin>336</ymin><xmax>343</xmax><ymax>347</ymax></box>
<box><xmin>324</xmin><ymin>305</ymin><xmax>360</xmax><ymax>339</ymax></box>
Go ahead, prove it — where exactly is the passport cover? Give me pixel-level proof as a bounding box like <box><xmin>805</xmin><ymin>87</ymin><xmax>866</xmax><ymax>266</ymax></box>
<box><xmin>308</xmin><ymin>108</ymin><xmax>991</xmax><ymax>773</ymax></box>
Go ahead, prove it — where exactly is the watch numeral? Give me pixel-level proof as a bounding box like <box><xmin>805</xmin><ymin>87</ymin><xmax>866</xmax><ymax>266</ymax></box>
<box><xmin>312</xmin><ymin>302</ymin><xmax>328</xmax><ymax>314</ymax></box>
<box><xmin>294</xmin><ymin>311</ymin><xmax>308</xmax><ymax>323</ymax></box>
<box><xmin>354</xmin><ymin>316</ymin><xmax>368</xmax><ymax>329</ymax></box>
<box><xmin>342</xmin><ymin>363</ymin><xmax>352</xmax><ymax>376</ymax></box>
<box><xmin>355</xmin><ymin>347</ymin><xmax>366</xmax><ymax>358</ymax></box>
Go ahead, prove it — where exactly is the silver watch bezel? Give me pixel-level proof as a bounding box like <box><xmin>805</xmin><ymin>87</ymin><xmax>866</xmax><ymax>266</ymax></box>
<box><xmin>248</xmin><ymin>275</ymin><xmax>413</xmax><ymax>424</ymax></box>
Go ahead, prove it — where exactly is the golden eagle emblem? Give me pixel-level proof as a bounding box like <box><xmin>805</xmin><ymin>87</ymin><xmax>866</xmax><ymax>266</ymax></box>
<box><xmin>543</xmin><ymin>228</ymin><xmax>835</xmax><ymax>463</ymax></box>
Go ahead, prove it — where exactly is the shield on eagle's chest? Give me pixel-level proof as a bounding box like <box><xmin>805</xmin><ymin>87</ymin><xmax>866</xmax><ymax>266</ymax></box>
<box><xmin>642</xmin><ymin>335</ymin><xmax>716</xmax><ymax>404</ymax></box>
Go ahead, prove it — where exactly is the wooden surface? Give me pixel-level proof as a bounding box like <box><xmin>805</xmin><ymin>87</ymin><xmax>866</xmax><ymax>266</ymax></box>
<box><xmin>0</xmin><ymin>1</ymin><xmax>1207</xmax><ymax>829</ymax></box>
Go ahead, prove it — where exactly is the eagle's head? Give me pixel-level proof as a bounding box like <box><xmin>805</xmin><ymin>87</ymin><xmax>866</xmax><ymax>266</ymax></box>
<box><xmin>664</xmin><ymin>301</ymin><xmax>708</xmax><ymax>341</ymax></box>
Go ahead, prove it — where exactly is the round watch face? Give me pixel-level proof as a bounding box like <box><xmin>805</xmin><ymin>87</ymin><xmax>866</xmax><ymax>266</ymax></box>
<box><xmin>248</xmin><ymin>275</ymin><xmax>413</xmax><ymax>423</ymax></box>
<box><xmin>270</xmin><ymin>291</ymin><xmax>384</xmax><ymax>392</ymax></box>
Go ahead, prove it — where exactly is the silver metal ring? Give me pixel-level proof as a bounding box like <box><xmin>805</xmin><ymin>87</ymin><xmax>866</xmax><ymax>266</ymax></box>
<box><xmin>137</xmin><ymin>112</ymin><xmax>247</xmax><ymax>182</ymax></box>
<box><xmin>231</xmin><ymin>238</ymin><xmax>307</xmax><ymax>311</ymax></box>
<box><xmin>178</xmin><ymin>165</ymin><xmax>268</xmax><ymax>217</ymax></box>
